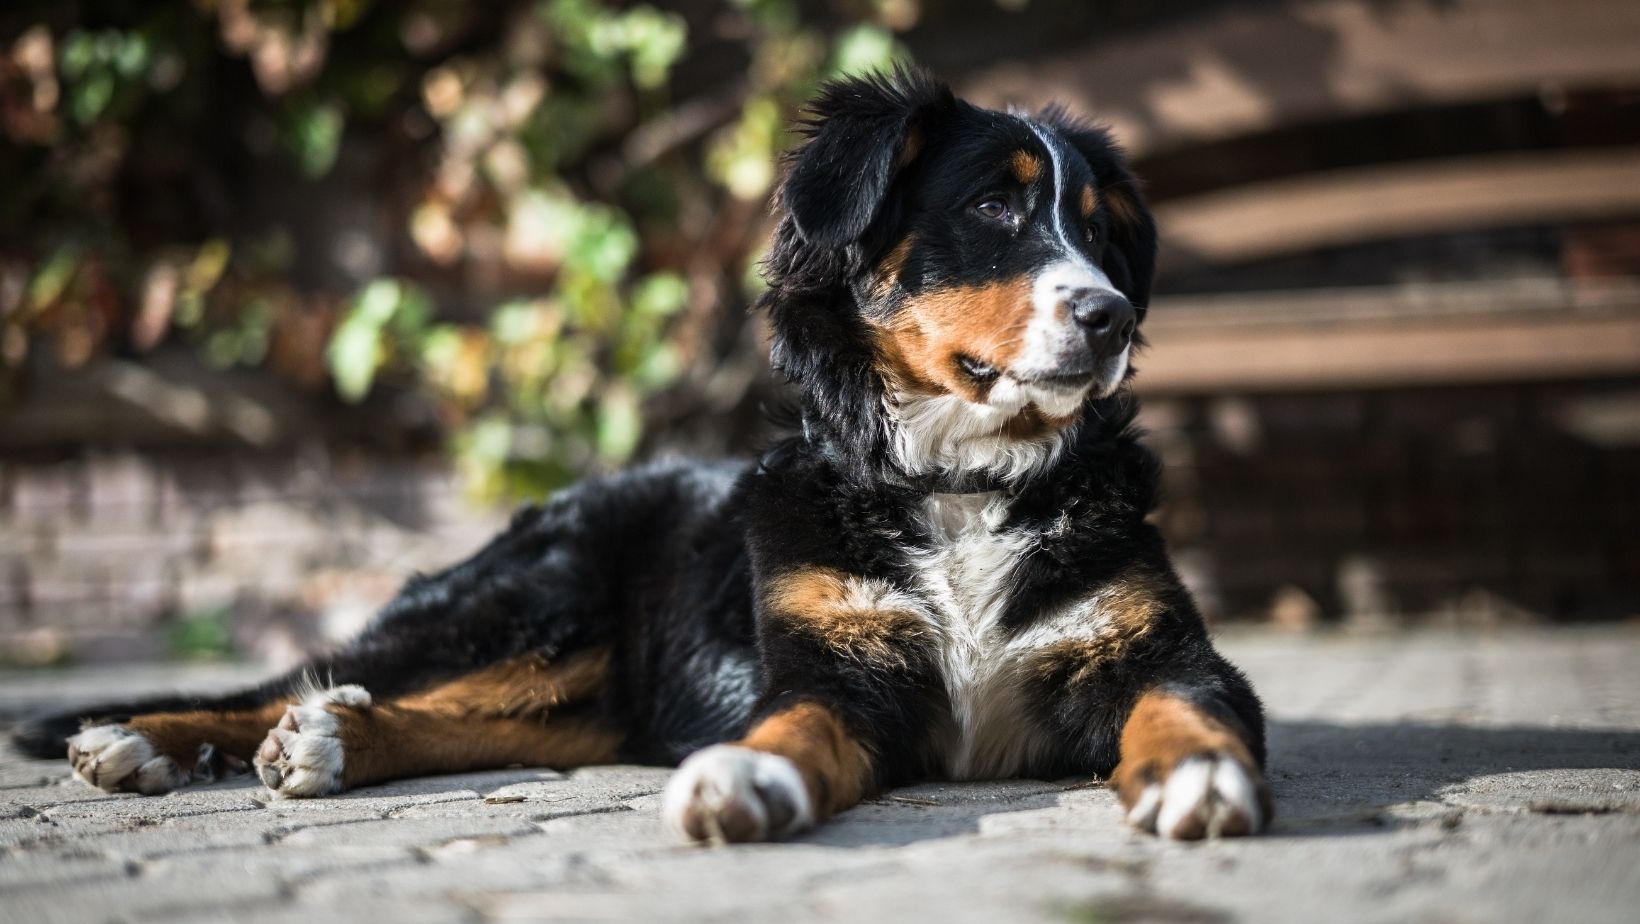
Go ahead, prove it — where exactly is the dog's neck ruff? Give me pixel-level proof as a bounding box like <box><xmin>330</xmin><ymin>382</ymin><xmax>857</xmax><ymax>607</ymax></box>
<box><xmin>880</xmin><ymin>389</ymin><xmax>1074</xmax><ymax>496</ymax></box>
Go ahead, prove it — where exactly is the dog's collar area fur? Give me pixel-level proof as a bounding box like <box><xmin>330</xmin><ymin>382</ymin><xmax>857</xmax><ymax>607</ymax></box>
<box><xmin>887</xmin><ymin>467</ymin><xmax>1018</xmax><ymax>496</ymax></box>
<box><xmin>759</xmin><ymin>435</ymin><xmax>1012</xmax><ymax>497</ymax></box>
<box><xmin>763</xmin><ymin>409</ymin><xmax>1036</xmax><ymax>497</ymax></box>
<box><xmin>764</xmin><ymin>391</ymin><xmax>1147</xmax><ymax>506</ymax></box>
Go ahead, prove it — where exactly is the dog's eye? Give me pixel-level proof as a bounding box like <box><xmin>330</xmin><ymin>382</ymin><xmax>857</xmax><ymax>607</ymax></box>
<box><xmin>974</xmin><ymin>198</ymin><xmax>1012</xmax><ymax>223</ymax></box>
<box><xmin>1084</xmin><ymin>224</ymin><xmax>1100</xmax><ymax>246</ymax></box>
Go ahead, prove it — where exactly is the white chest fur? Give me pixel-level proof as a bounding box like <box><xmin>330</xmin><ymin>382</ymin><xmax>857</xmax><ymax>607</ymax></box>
<box><xmin>910</xmin><ymin>492</ymin><xmax>1056</xmax><ymax>779</ymax></box>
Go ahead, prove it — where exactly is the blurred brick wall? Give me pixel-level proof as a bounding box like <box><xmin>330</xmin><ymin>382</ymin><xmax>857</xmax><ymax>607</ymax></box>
<box><xmin>1143</xmin><ymin>379</ymin><xmax>1640</xmax><ymax>628</ymax></box>
<box><xmin>0</xmin><ymin>453</ymin><xmax>504</xmax><ymax>666</ymax></box>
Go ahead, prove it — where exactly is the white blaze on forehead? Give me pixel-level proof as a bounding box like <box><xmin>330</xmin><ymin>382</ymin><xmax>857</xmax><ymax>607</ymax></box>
<box><xmin>1015</xmin><ymin>120</ymin><xmax>1127</xmax><ymax>377</ymax></box>
<box><xmin>1023</xmin><ymin>120</ymin><xmax>1111</xmax><ymax>277</ymax></box>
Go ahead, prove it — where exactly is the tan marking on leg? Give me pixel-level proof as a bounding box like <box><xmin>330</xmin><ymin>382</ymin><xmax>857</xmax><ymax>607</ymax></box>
<box><xmin>334</xmin><ymin>712</ymin><xmax>621</xmax><ymax>789</ymax></box>
<box><xmin>305</xmin><ymin>652</ymin><xmax>621</xmax><ymax>790</ymax></box>
<box><xmin>766</xmin><ymin>568</ymin><xmax>930</xmax><ymax>669</ymax></box>
<box><xmin>1010</xmin><ymin>150</ymin><xmax>1043</xmax><ymax>185</ymax></box>
<box><xmin>1030</xmin><ymin>571</ymin><xmax>1167</xmax><ymax>687</ymax></box>
<box><xmin>739</xmin><ymin>701</ymin><xmax>874</xmax><ymax>819</ymax></box>
<box><xmin>392</xmin><ymin>651</ymin><xmax>609</xmax><ymax>718</ymax></box>
<box><xmin>1109</xmin><ymin>691</ymin><xmax>1260</xmax><ymax>820</ymax></box>
<box><xmin>126</xmin><ymin>702</ymin><xmax>292</xmax><ymax>767</ymax></box>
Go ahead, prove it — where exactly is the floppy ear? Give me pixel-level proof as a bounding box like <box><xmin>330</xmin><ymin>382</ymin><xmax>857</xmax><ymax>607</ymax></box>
<box><xmin>781</xmin><ymin>68</ymin><xmax>952</xmax><ymax>249</ymax></box>
<box><xmin>1042</xmin><ymin>112</ymin><xmax>1158</xmax><ymax>315</ymax></box>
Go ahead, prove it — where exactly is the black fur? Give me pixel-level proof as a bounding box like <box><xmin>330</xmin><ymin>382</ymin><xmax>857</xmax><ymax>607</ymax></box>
<box><xmin>1039</xmin><ymin>106</ymin><xmax>1159</xmax><ymax>316</ymax></box>
<box><xmin>14</xmin><ymin>70</ymin><xmax>1263</xmax><ymax>813</ymax></box>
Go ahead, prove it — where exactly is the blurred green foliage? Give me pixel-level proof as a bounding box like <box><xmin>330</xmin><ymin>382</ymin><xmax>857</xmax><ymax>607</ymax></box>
<box><xmin>167</xmin><ymin>605</ymin><xmax>236</xmax><ymax>661</ymax></box>
<box><xmin>0</xmin><ymin>0</ymin><xmax>911</xmax><ymax>500</ymax></box>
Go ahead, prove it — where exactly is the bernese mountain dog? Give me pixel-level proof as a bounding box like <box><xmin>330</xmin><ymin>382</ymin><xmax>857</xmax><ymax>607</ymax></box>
<box><xmin>13</xmin><ymin>69</ymin><xmax>1271</xmax><ymax>842</ymax></box>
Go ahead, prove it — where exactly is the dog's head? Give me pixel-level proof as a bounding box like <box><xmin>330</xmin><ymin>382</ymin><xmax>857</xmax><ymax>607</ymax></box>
<box><xmin>762</xmin><ymin>68</ymin><xmax>1157</xmax><ymax>484</ymax></box>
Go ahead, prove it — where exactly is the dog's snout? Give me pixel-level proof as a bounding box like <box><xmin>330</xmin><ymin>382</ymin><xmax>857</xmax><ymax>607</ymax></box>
<box><xmin>1069</xmin><ymin>289</ymin><xmax>1136</xmax><ymax>354</ymax></box>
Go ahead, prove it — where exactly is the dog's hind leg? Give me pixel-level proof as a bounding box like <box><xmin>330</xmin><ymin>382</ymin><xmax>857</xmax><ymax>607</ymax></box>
<box><xmin>253</xmin><ymin>650</ymin><xmax>623</xmax><ymax>798</ymax></box>
<box><xmin>64</xmin><ymin>700</ymin><xmax>295</xmax><ymax>794</ymax></box>
<box><xmin>28</xmin><ymin>642</ymin><xmax>480</xmax><ymax>795</ymax></box>
<box><xmin>55</xmin><ymin>664</ymin><xmax>393</xmax><ymax>794</ymax></box>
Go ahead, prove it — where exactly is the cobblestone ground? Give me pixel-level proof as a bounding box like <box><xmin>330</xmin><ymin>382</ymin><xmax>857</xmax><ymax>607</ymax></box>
<box><xmin>2</xmin><ymin>628</ymin><xmax>1637</xmax><ymax>924</ymax></box>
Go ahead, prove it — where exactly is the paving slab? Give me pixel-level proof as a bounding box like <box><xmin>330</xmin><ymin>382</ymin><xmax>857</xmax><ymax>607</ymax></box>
<box><xmin>0</xmin><ymin>627</ymin><xmax>1636</xmax><ymax>923</ymax></box>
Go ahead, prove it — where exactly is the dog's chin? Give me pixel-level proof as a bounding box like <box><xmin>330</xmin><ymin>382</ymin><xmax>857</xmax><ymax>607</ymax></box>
<box><xmin>1007</xmin><ymin>346</ymin><xmax>1130</xmax><ymax>415</ymax></box>
<box><xmin>1010</xmin><ymin>377</ymin><xmax>1092</xmax><ymax>419</ymax></box>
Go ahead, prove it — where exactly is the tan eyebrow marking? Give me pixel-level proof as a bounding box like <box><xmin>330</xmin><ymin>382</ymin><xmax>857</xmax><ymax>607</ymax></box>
<box><xmin>1009</xmin><ymin>150</ymin><xmax>1043</xmax><ymax>185</ymax></box>
<box><xmin>1105</xmin><ymin>181</ymin><xmax>1143</xmax><ymax>230</ymax></box>
<box><xmin>1080</xmin><ymin>184</ymin><xmax>1097</xmax><ymax>219</ymax></box>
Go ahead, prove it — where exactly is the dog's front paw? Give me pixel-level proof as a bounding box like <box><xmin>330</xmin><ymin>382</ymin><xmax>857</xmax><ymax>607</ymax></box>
<box><xmin>662</xmin><ymin>745</ymin><xmax>814</xmax><ymax>844</ymax></box>
<box><xmin>1116</xmin><ymin>751</ymin><xmax>1270</xmax><ymax>840</ymax></box>
<box><xmin>253</xmin><ymin>686</ymin><xmax>369</xmax><ymax>798</ymax></box>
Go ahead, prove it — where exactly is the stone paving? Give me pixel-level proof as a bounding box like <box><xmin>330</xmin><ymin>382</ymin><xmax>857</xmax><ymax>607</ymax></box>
<box><xmin>1</xmin><ymin>627</ymin><xmax>1637</xmax><ymax>924</ymax></box>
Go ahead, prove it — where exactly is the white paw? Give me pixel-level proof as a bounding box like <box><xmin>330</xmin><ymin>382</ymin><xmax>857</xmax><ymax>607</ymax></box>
<box><xmin>1126</xmin><ymin>754</ymin><xmax>1267</xmax><ymax>839</ymax></box>
<box><xmin>67</xmin><ymin>725</ymin><xmax>179</xmax><ymax>794</ymax></box>
<box><xmin>253</xmin><ymin>686</ymin><xmax>368</xmax><ymax>798</ymax></box>
<box><xmin>68</xmin><ymin>726</ymin><xmax>250</xmax><ymax>795</ymax></box>
<box><xmin>662</xmin><ymin>745</ymin><xmax>814</xmax><ymax>843</ymax></box>
<box><xmin>308</xmin><ymin>684</ymin><xmax>373</xmax><ymax>709</ymax></box>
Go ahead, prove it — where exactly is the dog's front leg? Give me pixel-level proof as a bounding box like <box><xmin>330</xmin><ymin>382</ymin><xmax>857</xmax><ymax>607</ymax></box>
<box><xmin>1110</xmin><ymin>687</ymin><xmax>1272</xmax><ymax>839</ymax></box>
<box><xmin>663</xmin><ymin>698</ymin><xmax>875</xmax><ymax>843</ymax></box>
<box><xmin>663</xmin><ymin>565</ymin><xmax>935</xmax><ymax>843</ymax></box>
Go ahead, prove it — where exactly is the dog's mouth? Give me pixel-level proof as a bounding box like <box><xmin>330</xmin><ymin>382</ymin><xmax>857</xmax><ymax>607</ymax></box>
<box><xmin>960</xmin><ymin>352</ymin><xmax>1127</xmax><ymax>398</ymax></box>
<box><xmin>959</xmin><ymin>355</ymin><xmax>1098</xmax><ymax>393</ymax></box>
<box><xmin>955</xmin><ymin>354</ymin><xmax>1002</xmax><ymax>384</ymax></box>
<box><xmin>1016</xmin><ymin>369</ymin><xmax>1098</xmax><ymax>392</ymax></box>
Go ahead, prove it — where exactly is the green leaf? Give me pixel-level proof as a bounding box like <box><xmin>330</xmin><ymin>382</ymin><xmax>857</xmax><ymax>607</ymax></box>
<box><xmin>595</xmin><ymin>384</ymin><xmax>642</xmax><ymax>461</ymax></box>
<box><xmin>282</xmin><ymin>98</ymin><xmax>346</xmax><ymax>178</ymax></box>
<box><xmin>708</xmin><ymin>97</ymin><xmax>782</xmax><ymax>199</ymax></box>
<box><xmin>419</xmin><ymin>325</ymin><xmax>465</xmax><ymax>368</ymax></box>
<box><xmin>632</xmin><ymin>342</ymin><xmax>680</xmax><ymax>392</ymax></box>
<box><xmin>829</xmin><ymin>25</ymin><xmax>904</xmax><ymax>78</ymax></box>
<box><xmin>328</xmin><ymin>313</ymin><xmax>384</xmax><ymax>402</ymax></box>
<box><xmin>567</xmin><ymin>205</ymin><xmax>638</xmax><ymax>282</ymax></box>
<box><xmin>621</xmin><ymin>7</ymin><xmax>688</xmax><ymax>89</ymax></box>
<box><xmin>168</xmin><ymin>607</ymin><xmax>233</xmax><ymax>660</ymax></box>
<box><xmin>328</xmin><ymin>280</ymin><xmax>430</xmax><ymax>402</ymax></box>
<box><xmin>70</xmin><ymin>71</ymin><xmax>115</xmax><ymax>125</ymax></box>
<box><xmin>113</xmin><ymin>32</ymin><xmax>150</xmax><ymax>77</ymax></box>
<box><xmin>27</xmin><ymin>247</ymin><xmax>80</xmax><ymax>310</ymax></box>
<box><xmin>61</xmin><ymin>32</ymin><xmax>96</xmax><ymax>77</ymax></box>
<box><xmin>632</xmin><ymin>272</ymin><xmax>688</xmax><ymax>318</ymax></box>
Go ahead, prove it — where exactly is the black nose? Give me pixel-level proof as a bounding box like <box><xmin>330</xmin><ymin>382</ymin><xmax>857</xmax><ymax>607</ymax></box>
<box><xmin>1068</xmin><ymin>289</ymin><xmax>1137</xmax><ymax>355</ymax></box>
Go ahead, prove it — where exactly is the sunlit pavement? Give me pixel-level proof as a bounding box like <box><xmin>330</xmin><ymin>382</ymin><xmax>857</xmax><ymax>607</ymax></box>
<box><xmin>3</xmin><ymin>627</ymin><xmax>1637</xmax><ymax>924</ymax></box>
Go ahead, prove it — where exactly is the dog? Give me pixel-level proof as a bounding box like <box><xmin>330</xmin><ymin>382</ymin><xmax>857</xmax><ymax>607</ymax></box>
<box><xmin>13</xmin><ymin>68</ymin><xmax>1270</xmax><ymax>842</ymax></box>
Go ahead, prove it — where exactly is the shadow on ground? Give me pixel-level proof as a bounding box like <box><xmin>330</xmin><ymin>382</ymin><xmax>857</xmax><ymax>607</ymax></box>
<box><xmin>804</xmin><ymin>719</ymin><xmax>1640</xmax><ymax>848</ymax></box>
<box><xmin>1248</xmin><ymin>719</ymin><xmax>1639</xmax><ymax>837</ymax></box>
